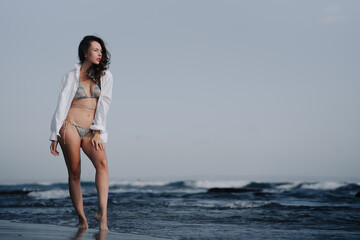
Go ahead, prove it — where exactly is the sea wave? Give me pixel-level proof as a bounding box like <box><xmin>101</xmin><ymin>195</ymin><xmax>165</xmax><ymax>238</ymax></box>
<box><xmin>109</xmin><ymin>180</ymin><xmax>167</xmax><ymax>187</ymax></box>
<box><xmin>109</xmin><ymin>188</ymin><xmax>203</xmax><ymax>194</ymax></box>
<box><xmin>166</xmin><ymin>200</ymin><xmax>276</xmax><ymax>209</ymax></box>
<box><xmin>1</xmin><ymin>180</ymin><xmax>359</xmax><ymax>194</ymax></box>
<box><xmin>299</xmin><ymin>182</ymin><xmax>346</xmax><ymax>190</ymax></box>
<box><xmin>109</xmin><ymin>179</ymin><xmax>251</xmax><ymax>189</ymax></box>
<box><xmin>188</xmin><ymin>180</ymin><xmax>250</xmax><ymax>189</ymax></box>
<box><xmin>227</xmin><ymin>201</ymin><xmax>275</xmax><ymax>209</ymax></box>
<box><xmin>28</xmin><ymin>190</ymin><xmax>69</xmax><ymax>199</ymax></box>
<box><xmin>0</xmin><ymin>181</ymin><xmax>67</xmax><ymax>186</ymax></box>
<box><xmin>276</xmin><ymin>182</ymin><xmax>302</xmax><ymax>190</ymax></box>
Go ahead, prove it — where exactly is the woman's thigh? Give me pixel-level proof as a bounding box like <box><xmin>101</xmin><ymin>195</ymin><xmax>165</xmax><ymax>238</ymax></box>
<box><xmin>81</xmin><ymin>134</ymin><xmax>108</xmax><ymax>169</ymax></box>
<box><xmin>57</xmin><ymin>124</ymin><xmax>82</xmax><ymax>171</ymax></box>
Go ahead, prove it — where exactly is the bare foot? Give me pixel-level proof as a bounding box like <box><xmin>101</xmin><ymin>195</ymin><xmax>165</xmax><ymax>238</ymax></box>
<box><xmin>100</xmin><ymin>223</ymin><xmax>108</xmax><ymax>231</ymax></box>
<box><xmin>78</xmin><ymin>218</ymin><xmax>88</xmax><ymax>229</ymax></box>
<box><xmin>94</xmin><ymin>210</ymin><xmax>101</xmax><ymax>221</ymax></box>
<box><xmin>94</xmin><ymin>211</ymin><xmax>108</xmax><ymax>230</ymax></box>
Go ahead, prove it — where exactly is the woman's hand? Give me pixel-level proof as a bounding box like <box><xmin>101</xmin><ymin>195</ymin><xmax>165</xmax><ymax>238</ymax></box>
<box><xmin>50</xmin><ymin>140</ymin><xmax>59</xmax><ymax>156</ymax></box>
<box><xmin>92</xmin><ymin>131</ymin><xmax>105</xmax><ymax>151</ymax></box>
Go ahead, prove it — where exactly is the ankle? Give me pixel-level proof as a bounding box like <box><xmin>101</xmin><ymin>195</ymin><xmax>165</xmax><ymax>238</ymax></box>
<box><xmin>97</xmin><ymin>209</ymin><xmax>107</xmax><ymax>217</ymax></box>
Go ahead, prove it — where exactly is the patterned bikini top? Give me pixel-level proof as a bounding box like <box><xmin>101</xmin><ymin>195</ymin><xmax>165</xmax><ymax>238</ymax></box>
<box><xmin>75</xmin><ymin>79</ymin><xmax>101</xmax><ymax>99</ymax></box>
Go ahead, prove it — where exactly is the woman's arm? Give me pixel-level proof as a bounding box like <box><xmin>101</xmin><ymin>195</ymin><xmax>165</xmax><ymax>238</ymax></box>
<box><xmin>90</xmin><ymin>70</ymin><xmax>113</xmax><ymax>137</ymax></box>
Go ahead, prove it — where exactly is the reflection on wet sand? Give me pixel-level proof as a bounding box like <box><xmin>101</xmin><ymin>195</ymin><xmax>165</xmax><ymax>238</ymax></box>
<box><xmin>71</xmin><ymin>227</ymin><xmax>107</xmax><ymax>240</ymax></box>
<box><xmin>94</xmin><ymin>230</ymin><xmax>108</xmax><ymax>240</ymax></box>
<box><xmin>0</xmin><ymin>220</ymin><xmax>168</xmax><ymax>240</ymax></box>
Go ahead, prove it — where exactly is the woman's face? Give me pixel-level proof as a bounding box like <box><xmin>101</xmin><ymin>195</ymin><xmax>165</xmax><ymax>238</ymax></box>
<box><xmin>85</xmin><ymin>41</ymin><xmax>102</xmax><ymax>65</ymax></box>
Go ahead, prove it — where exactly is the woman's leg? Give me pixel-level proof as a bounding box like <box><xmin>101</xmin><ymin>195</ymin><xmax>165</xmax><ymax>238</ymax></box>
<box><xmin>58</xmin><ymin>124</ymin><xmax>88</xmax><ymax>229</ymax></box>
<box><xmin>81</xmin><ymin>135</ymin><xmax>109</xmax><ymax>230</ymax></box>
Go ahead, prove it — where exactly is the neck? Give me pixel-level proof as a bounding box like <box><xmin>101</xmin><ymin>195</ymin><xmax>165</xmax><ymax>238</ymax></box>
<box><xmin>80</xmin><ymin>60</ymin><xmax>93</xmax><ymax>74</ymax></box>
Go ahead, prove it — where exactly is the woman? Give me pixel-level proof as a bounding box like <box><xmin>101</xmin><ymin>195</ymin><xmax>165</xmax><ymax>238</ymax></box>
<box><xmin>49</xmin><ymin>35</ymin><xmax>113</xmax><ymax>230</ymax></box>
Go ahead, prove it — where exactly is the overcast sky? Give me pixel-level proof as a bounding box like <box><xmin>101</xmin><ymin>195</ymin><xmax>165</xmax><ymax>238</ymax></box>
<box><xmin>0</xmin><ymin>0</ymin><xmax>359</xmax><ymax>183</ymax></box>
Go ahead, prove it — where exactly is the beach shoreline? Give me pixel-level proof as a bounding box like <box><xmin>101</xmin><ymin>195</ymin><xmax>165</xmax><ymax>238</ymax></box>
<box><xmin>0</xmin><ymin>220</ymin><xmax>170</xmax><ymax>240</ymax></box>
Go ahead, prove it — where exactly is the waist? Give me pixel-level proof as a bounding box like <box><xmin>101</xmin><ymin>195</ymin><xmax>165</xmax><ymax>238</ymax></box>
<box><xmin>71</xmin><ymin>104</ymin><xmax>96</xmax><ymax>111</ymax></box>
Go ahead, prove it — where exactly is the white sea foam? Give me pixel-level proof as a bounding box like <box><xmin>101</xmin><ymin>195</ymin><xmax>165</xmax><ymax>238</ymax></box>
<box><xmin>300</xmin><ymin>182</ymin><xmax>344</xmax><ymax>190</ymax></box>
<box><xmin>28</xmin><ymin>189</ymin><xmax>69</xmax><ymax>199</ymax></box>
<box><xmin>167</xmin><ymin>200</ymin><xmax>269</xmax><ymax>209</ymax></box>
<box><xmin>166</xmin><ymin>201</ymin><xmax>216</xmax><ymax>208</ymax></box>
<box><xmin>109</xmin><ymin>179</ymin><xmax>251</xmax><ymax>189</ymax></box>
<box><xmin>109</xmin><ymin>188</ymin><xmax>154</xmax><ymax>193</ymax></box>
<box><xmin>227</xmin><ymin>201</ymin><xmax>270</xmax><ymax>209</ymax></box>
<box><xmin>109</xmin><ymin>188</ymin><xmax>204</xmax><ymax>194</ymax></box>
<box><xmin>276</xmin><ymin>182</ymin><xmax>302</xmax><ymax>190</ymax></box>
<box><xmin>188</xmin><ymin>180</ymin><xmax>250</xmax><ymax>189</ymax></box>
<box><xmin>109</xmin><ymin>180</ymin><xmax>167</xmax><ymax>187</ymax></box>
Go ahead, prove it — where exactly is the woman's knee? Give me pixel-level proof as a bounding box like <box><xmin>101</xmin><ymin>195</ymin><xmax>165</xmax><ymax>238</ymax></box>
<box><xmin>68</xmin><ymin>165</ymin><xmax>81</xmax><ymax>181</ymax></box>
<box><xmin>96</xmin><ymin>157</ymin><xmax>108</xmax><ymax>171</ymax></box>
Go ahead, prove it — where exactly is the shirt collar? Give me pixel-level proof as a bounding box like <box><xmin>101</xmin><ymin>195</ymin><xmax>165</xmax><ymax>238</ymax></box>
<box><xmin>75</xmin><ymin>62</ymin><xmax>82</xmax><ymax>70</ymax></box>
<box><xmin>75</xmin><ymin>62</ymin><xmax>82</xmax><ymax>80</ymax></box>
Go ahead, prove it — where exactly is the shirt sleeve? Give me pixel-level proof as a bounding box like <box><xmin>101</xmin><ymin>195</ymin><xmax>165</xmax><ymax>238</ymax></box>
<box><xmin>90</xmin><ymin>70</ymin><xmax>113</xmax><ymax>132</ymax></box>
<box><xmin>49</xmin><ymin>73</ymin><xmax>69</xmax><ymax>141</ymax></box>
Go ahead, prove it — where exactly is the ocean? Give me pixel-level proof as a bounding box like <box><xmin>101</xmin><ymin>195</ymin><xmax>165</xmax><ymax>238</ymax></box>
<box><xmin>0</xmin><ymin>179</ymin><xmax>359</xmax><ymax>239</ymax></box>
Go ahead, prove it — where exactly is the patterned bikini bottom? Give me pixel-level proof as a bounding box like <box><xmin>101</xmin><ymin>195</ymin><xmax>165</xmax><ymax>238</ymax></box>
<box><xmin>61</xmin><ymin>119</ymin><xmax>93</xmax><ymax>144</ymax></box>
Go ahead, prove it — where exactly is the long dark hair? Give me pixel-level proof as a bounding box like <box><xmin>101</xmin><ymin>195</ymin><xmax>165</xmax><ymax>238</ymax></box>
<box><xmin>78</xmin><ymin>35</ymin><xmax>111</xmax><ymax>88</ymax></box>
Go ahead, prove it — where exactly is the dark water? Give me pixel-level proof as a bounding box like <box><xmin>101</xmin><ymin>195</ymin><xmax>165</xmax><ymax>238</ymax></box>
<box><xmin>0</xmin><ymin>179</ymin><xmax>360</xmax><ymax>239</ymax></box>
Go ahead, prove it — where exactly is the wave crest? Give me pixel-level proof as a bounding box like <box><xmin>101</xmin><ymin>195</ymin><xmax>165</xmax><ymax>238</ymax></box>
<box><xmin>28</xmin><ymin>190</ymin><xmax>69</xmax><ymax>199</ymax></box>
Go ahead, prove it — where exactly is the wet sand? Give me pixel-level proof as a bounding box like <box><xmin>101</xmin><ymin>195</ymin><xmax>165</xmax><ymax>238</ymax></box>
<box><xmin>0</xmin><ymin>220</ymin><xmax>170</xmax><ymax>240</ymax></box>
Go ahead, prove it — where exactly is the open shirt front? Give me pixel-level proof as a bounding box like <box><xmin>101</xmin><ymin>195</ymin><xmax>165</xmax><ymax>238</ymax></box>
<box><xmin>49</xmin><ymin>62</ymin><xmax>113</xmax><ymax>143</ymax></box>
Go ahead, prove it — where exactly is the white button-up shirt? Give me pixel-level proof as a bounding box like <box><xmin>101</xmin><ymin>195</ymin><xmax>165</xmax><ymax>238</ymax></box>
<box><xmin>49</xmin><ymin>62</ymin><xmax>113</xmax><ymax>143</ymax></box>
